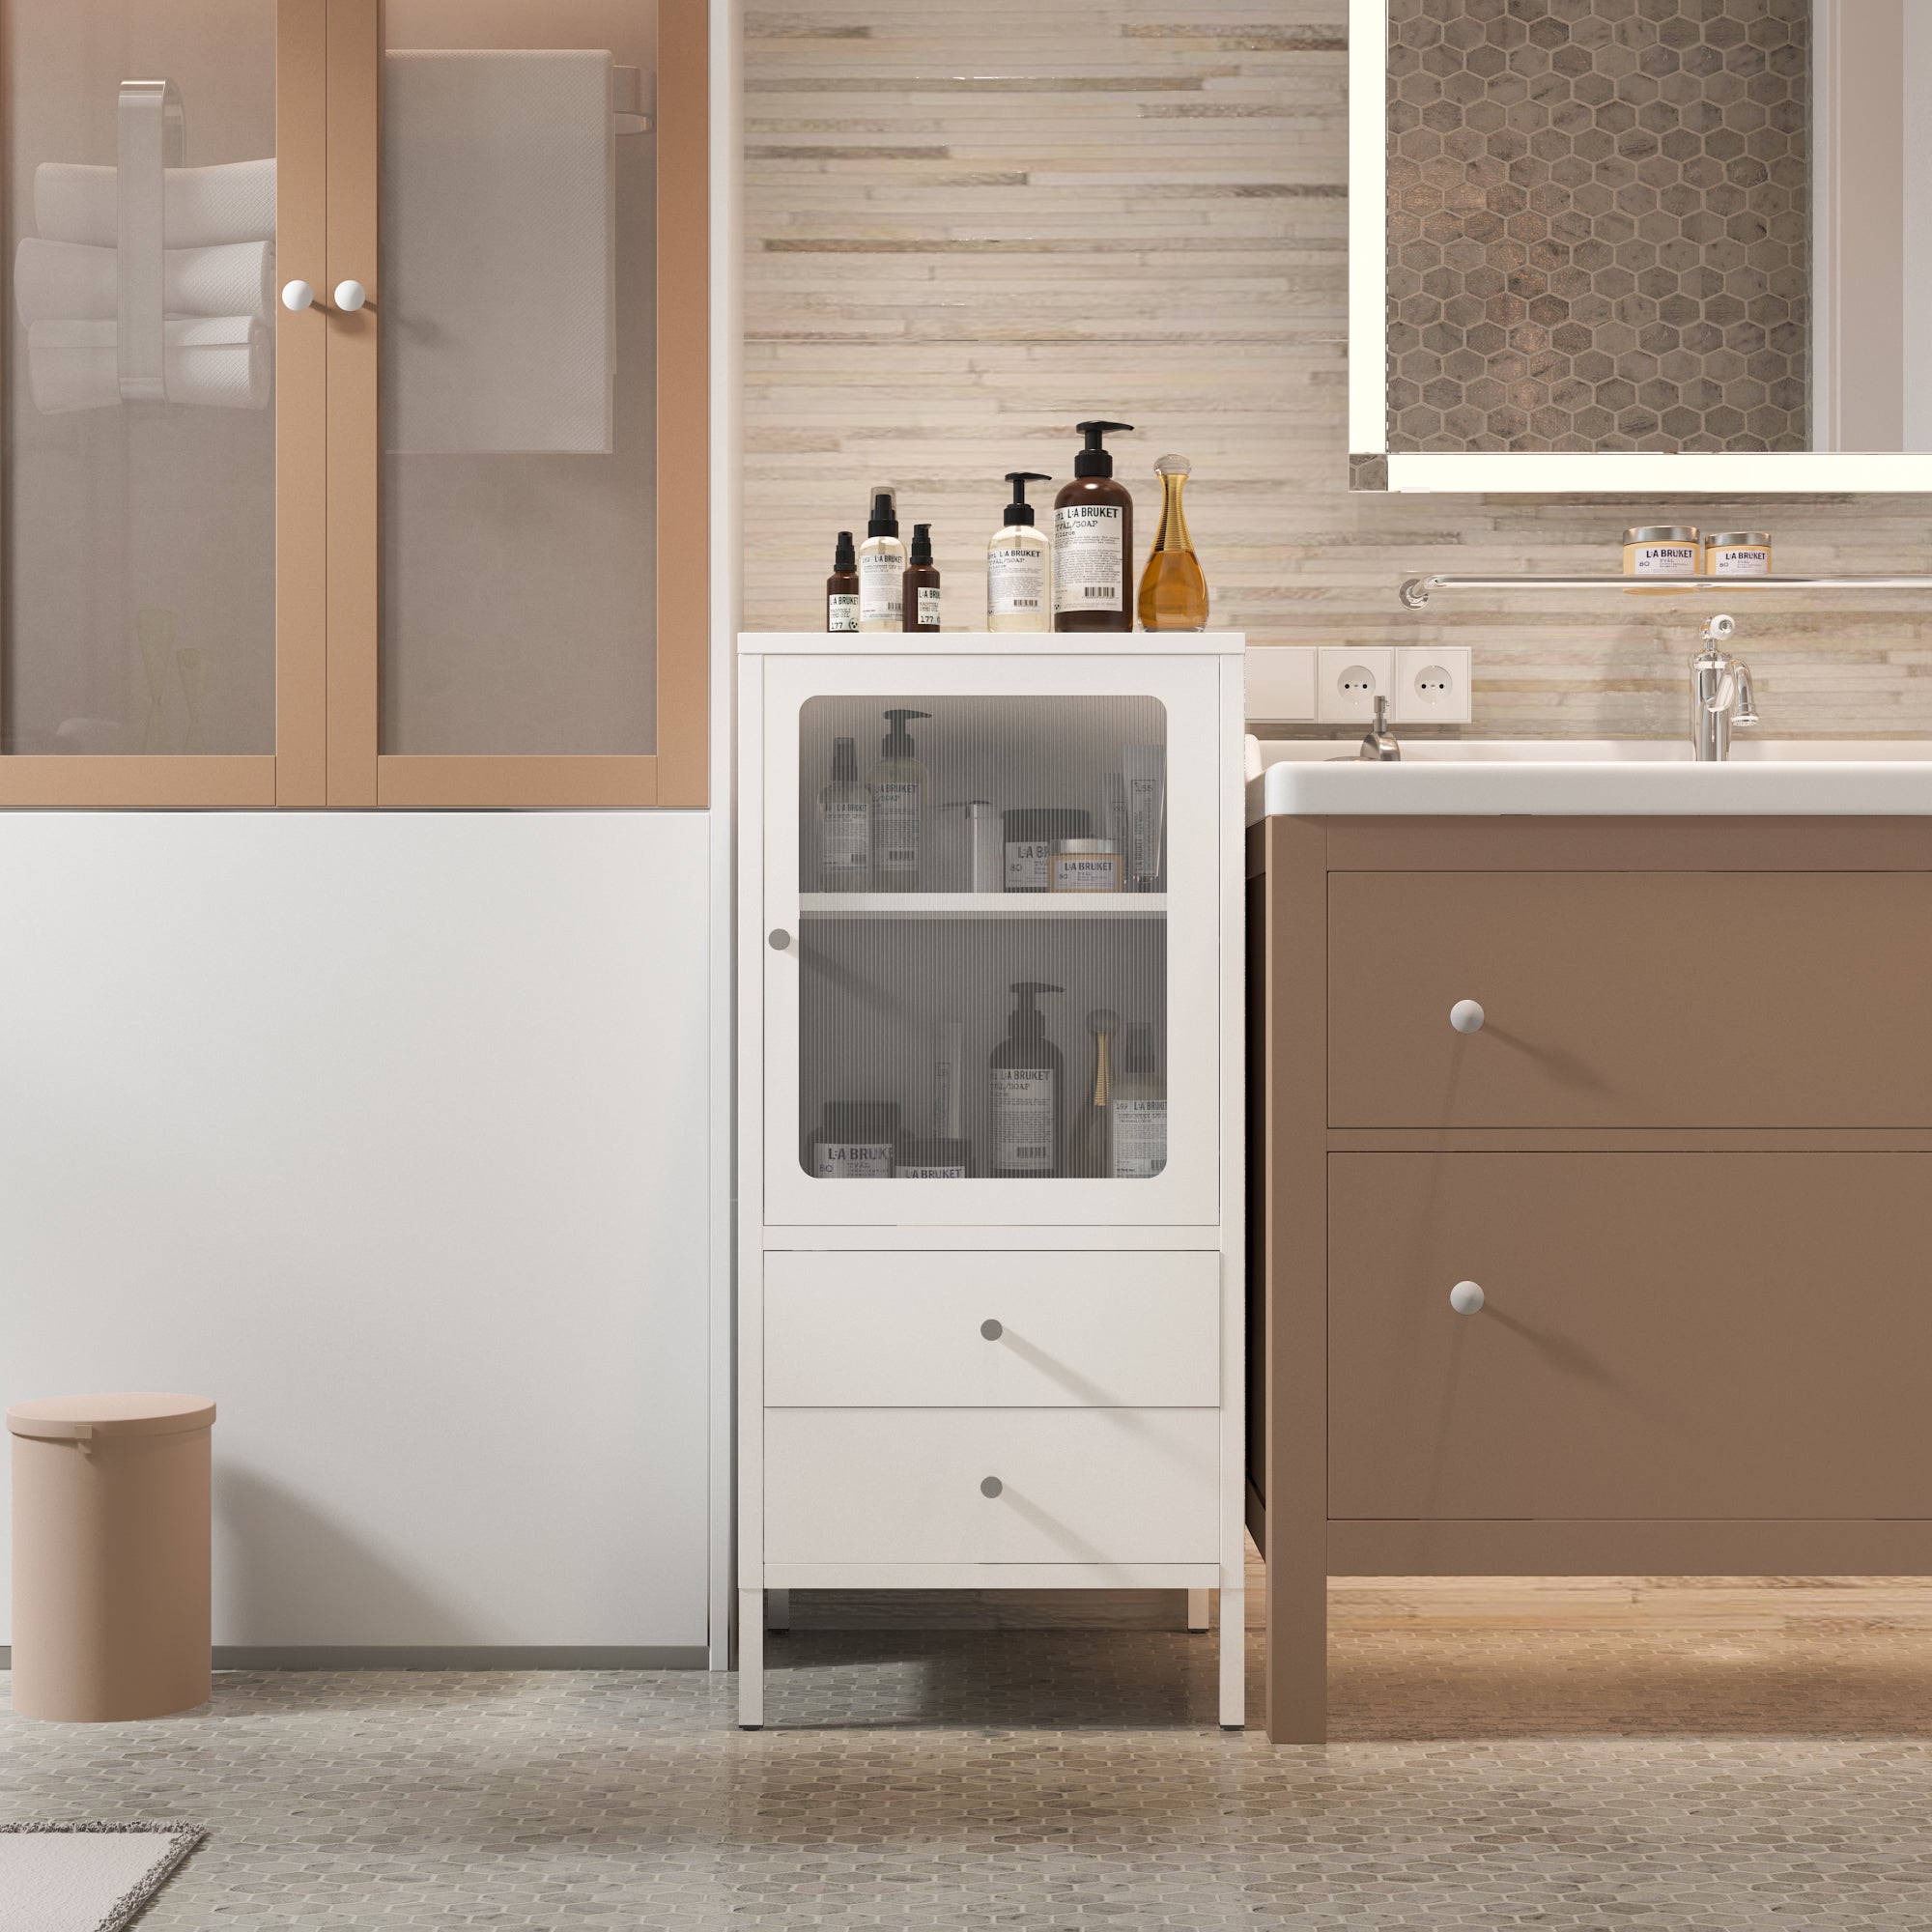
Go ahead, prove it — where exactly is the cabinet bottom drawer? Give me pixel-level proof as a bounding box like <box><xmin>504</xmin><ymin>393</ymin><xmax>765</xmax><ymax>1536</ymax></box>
<box><xmin>763</xmin><ymin>1409</ymin><xmax>1219</xmax><ymax>1565</ymax></box>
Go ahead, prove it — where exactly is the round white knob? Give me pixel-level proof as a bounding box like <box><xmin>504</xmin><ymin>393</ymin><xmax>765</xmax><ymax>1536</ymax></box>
<box><xmin>280</xmin><ymin>279</ymin><xmax>314</xmax><ymax>312</ymax></box>
<box><xmin>1449</xmin><ymin>1280</ymin><xmax>1486</xmax><ymax>1316</ymax></box>
<box><xmin>1450</xmin><ymin>999</ymin><xmax>1486</xmax><ymax>1035</ymax></box>
<box><xmin>332</xmin><ymin>279</ymin><xmax>367</xmax><ymax>312</ymax></box>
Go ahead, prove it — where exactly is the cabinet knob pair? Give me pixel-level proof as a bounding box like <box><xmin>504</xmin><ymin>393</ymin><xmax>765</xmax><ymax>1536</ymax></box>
<box><xmin>279</xmin><ymin>279</ymin><xmax>368</xmax><ymax>314</ymax></box>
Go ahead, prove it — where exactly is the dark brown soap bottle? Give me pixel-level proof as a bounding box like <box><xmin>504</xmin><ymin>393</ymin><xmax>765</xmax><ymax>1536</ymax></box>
<box><xmin>826</xmin><ymin>529</ymin><xmax>859</xmax><ymax>633</ymax></box>
<box><xmin>901</xmin><ymin>523</ymin><xmax>941</xmax><ymax>632</ymax></box>
<box><xmin>1053</xmin><ymin>420</ymin><xmax>1134</xmax><ymax>633</ymax></box>
<box><xmin>989</xmin><ymin>980</ymin><xmax>1066</xmax><ymax>1178</ymax></box>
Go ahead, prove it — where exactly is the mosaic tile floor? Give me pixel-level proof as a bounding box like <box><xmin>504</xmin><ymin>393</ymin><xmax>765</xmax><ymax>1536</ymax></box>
<box><xmin>9</xmin><ymin>1585</ymin><xmax>1932</xmax><ymax>1929</ymax></box>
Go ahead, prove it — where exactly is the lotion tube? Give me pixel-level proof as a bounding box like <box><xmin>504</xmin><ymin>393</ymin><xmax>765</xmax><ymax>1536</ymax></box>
<box><xmin>930</xmin><ymin>1020</ymin><xmax>963</xmax><ymax>1138</ymax></box>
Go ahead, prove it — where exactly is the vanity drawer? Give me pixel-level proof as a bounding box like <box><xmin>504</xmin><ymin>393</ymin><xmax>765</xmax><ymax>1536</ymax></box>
<box><xmin>763</xmin><ymin>1408</ymin><xmax>1219</xmax><ymax>1564</ymax></box>
<box><xmin>762</xmin><ymin>1250</ymin><xmax>1219</xmax><ymax>1407</ymax></box>
<box><xmin>1328</xmin><ymin>870</ymin><xmax>1932</xmax><ymax>1127</ymax></box>
<box><xmin>1328</xmin><ymin>1151</ymin><xmax>1932</xmax><ymax>1520</ymax></box>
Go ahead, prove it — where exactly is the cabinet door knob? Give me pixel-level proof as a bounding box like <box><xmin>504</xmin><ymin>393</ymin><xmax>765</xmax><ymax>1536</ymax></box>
<box><xmin>1450</xmin><ymin>999</ymin><xmax>1486</xmax><ymax>1034</ymax></box>
<box><xmin>768</xmin><ymin>927</ymin><xmax>791</xmax><ymax>951</ymax></box>
<box><xmin>980</xmin><ymin>1319</ymin><xmax>1003</xmax><ymax>1340</ymax></box>
<box><xmin>980</xmin><ymin>1476</ymin><xmax>1004</xmax><ymax>1497</ymax></box>
<box><xmin>1449</xmin><ymin>1279</ymin><xmax>1486</xmax><ymax>1315</ymax></box>
<box><xmin>332</xmin><ymin>278</ymin><xmax>368</xmax><ymax>312</ymax></box>
<box><xmin>279</xmin><ymin>279</ymin><xmax>314</xmax><ymax>312</ymax></box>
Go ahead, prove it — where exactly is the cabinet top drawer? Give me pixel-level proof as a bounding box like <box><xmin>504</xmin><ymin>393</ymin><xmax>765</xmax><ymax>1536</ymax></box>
<box><xmin>1328</xmin><ymin>871</ymin><xmax>1932</xmax><ymax>1129</ymax></box>
<box><xmin>763</xmin><ymin>1249</ymin><xmax>1220</xmax><ymax>1408</ymax></box>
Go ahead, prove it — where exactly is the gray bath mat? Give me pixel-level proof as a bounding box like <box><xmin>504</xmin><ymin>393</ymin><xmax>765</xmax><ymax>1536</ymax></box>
<box><xmin>0</xmin><ymin>1823</ymin><xmax>205</xmax><ymax>1932</ymax></box>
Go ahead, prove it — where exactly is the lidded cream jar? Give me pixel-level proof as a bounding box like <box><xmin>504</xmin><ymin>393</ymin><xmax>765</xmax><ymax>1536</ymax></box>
<box><xmin>1623</xmin><ymin>526</ymin><xmax>1700</xmax><ymax>582</ymax></box>
<box><xmin>1705</xmin><ymin>530</ymin><xmax>1773</xmax><ymax>577</ymax></box>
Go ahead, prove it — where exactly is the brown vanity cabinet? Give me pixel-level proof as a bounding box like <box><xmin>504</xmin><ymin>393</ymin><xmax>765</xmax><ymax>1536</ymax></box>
<box><xmin>1250</xmin><ymin>817</ymin><xmax>1932</xmax><ymax>1744</ymax></box>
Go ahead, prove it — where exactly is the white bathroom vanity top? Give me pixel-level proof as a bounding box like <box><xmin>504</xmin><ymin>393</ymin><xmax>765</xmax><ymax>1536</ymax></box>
<box><xmin>1247</xmin><ymin>739</ymin><xmax>1932</xmax><ymax>819</ymax></box>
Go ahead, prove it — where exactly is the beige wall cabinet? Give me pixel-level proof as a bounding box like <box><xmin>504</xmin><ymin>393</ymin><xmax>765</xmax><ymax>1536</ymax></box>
<box><xmin>1249</xmin><ymin>816</ymin><xmax>1932</xmax><ymax>1745</ymax></box>
<box><xmin>1</xmin><ymin>0</ymin><xmax>706</xmax><ymax>810</ymax></box>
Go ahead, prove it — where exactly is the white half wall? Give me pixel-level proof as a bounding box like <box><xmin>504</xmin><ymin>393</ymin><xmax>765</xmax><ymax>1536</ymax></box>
<box><xmin>0</xmin><ymin>810</ymin><xmax>712</xmax><ymax>1654</ymax></box>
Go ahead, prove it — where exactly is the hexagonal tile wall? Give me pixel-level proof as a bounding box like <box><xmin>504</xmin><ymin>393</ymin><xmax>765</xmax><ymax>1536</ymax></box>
<box><xmin>1386</xmin><ymin>0</ymin><xmax>1809</xmax><ymax>453</ymax></box>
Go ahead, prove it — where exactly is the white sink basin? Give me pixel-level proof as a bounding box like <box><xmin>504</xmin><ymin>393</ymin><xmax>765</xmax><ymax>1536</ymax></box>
<box><xmin>1248</xmin><ymin>739</ymin><xmax>1932</xmax><ymax>818</ymax></box>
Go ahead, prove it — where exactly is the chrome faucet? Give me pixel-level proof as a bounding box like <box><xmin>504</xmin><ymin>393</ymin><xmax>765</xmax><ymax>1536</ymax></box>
<box><xmin>1359</xmin><ymin>694</ymin><xmax>1401</xmax><ymax>761</ymax></box>
<box><xmin>1690</xmin><ymin>614</ymin><xmax>1758</xmax><ymax>762</ymax></box>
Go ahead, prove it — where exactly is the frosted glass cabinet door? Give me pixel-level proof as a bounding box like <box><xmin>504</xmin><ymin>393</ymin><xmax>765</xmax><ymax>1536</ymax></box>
<box><xmin>0</xmin><ymin>0</ymin><xmax>320</xmax><ymax>804</ymax></box>
<box><xmin>761</xmin><ymin>654</ymin><xmax>1222</xmax><ymax>1228</ymax></box>
<box><xmin>354</xmin><ymin>0</ymin><xmax>707</xmax><ymax>808</ymax></box>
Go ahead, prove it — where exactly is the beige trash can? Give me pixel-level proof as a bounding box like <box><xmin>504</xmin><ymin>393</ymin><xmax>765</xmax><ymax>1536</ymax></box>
<box><xmin>8</xmin><ymin>1393</ymin><xmax>214</xmax><ymax>1721</ymax></box>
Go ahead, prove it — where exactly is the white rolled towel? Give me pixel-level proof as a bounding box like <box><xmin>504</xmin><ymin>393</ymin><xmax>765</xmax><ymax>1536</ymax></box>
<box><xmin>34</xmin><ymin>157</ymin><xmax>275</xmax><ymax>250</ymax></box>
<box><xmin>14</xmin><ymin>237</ymin><xmax>275</xmax><ymax>327</ymax></box>
<box><xmin>27</xmin><ymin>317</ymin><xmax>271</xmax><ymax>414</ymax></box>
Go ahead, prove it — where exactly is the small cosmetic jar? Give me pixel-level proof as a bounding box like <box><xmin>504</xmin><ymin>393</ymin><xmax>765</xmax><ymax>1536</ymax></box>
<box><xmin>1050</xmin><ymin>838</ymin><xmax>1125</xmax><ymax>893</ymax></box>
<box><xmin>1705</xmin><ymin>531</ymin><xmax>1772</xmax><ymax>578</ymax></box>
<box><xmin>1623</xmin><ymin>526</ymin><xmax>1700</xmax><ymax>592</ymax></box>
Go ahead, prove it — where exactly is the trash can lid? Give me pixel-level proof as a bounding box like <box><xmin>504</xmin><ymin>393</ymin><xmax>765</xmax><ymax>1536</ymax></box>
<box><xmin>7</xmin><ymin>1393</ymin><xmax>215</xmax><ymax>1441</ymax></box>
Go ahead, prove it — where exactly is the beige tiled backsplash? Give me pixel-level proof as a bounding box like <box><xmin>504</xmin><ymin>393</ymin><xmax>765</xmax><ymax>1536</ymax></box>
<box><xmin>744</xmin><ymin>1</ymin><xmax>1932</xmax><ymax>737</ymax></box>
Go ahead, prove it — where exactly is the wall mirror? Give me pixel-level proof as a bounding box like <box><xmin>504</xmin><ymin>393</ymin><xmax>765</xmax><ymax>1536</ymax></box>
<box><xmin>1350</xmin><ymin>0</ymin><xmax>1932</xmax><ymax>492</ymax></box>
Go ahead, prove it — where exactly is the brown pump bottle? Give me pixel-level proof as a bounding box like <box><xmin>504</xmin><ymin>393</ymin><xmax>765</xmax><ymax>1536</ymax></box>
<box><xmin>1052</xmin><ymin>420</ymin><xmax>1134</xmax><ymax>632</ymax></box>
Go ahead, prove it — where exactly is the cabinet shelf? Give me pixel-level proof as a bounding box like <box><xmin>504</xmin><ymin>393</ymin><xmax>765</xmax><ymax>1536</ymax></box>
<box><xmin>799</xmin><ymin>892</ymin><xmax>1168</xmax><ymax>921</ymax></box>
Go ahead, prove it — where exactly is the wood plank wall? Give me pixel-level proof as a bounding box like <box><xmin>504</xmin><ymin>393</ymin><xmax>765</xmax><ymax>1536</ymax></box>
<box><xmin>744</xmin><ymin>0</ymin><xmax>1932</xmax><ymax>737</ymax></box>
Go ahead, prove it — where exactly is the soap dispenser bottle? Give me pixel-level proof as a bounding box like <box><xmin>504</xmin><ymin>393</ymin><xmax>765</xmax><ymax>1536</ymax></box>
<box><xmin>1111</xmin><ymin>1019</ymin><xmax>1168</xmax><ymax>1178</ymax></box>
<box><xmin>1053</xmin><ymin>421</ymin><xmax>1134</xmax><ymax>633</ymax></box>
<box><xmin>990</xmin><ymin>980</ymin><xmax>1065</xmax><ymax>1178</ymax></box>
<box><xmin>867</xmin><ymin>707</ymin><xmax>931</xmax><ymax>892</ymax></box>
<box><xmin>816</xmin><ymin>735</ymin><xmax>870</xmax><ymax>892</ymax></box>
<box><xmin>858</xmin><ymin>489</ymin><xmax>905</xmax><ymax>632</ymax></box>
<box><xmin>987</xmin><ymin>471</ymin><xmax>1052</xmax><ymax>633</ymax></box>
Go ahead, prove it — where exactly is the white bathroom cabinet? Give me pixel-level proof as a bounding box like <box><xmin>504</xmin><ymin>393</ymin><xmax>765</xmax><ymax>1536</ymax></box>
<box><xmin>736</xmin><ymin>631</ymin><xmax>1245</xmax><ymax>1728</ymax></box>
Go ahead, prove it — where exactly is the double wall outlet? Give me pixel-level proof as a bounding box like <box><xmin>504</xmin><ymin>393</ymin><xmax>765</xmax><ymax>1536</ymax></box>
<box><xmin>1247</xmin><ymin>645</ymin><xmax>1473</xmax><ymax>726</ymax></box>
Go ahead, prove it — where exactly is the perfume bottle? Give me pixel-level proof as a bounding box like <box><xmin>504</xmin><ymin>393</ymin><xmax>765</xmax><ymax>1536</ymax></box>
<box><xmin>1137</xmin><ymin>454</ymin><xmax>1208</xmax><ymax>632</ymax></box>
<box><xmin>1069</xmin><ymin>1007</ymin><xmax>1120</xmax><ymax>1179</ymax></box>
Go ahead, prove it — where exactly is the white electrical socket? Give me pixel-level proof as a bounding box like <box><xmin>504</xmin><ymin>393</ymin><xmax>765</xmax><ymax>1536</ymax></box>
<box><xmin>1390</xmin><ymin>645</ymin><xmax>1473</xmax><ymax>724</ymax></box>
<box><xmin>1244</xmin><ymin>647</ymin><xmax>1318</xmax><ymax>723</ymax></box>
<box><xmin>1316</xmin><ymin>647</ymin><xmax>1395</xmax><ymax>724</ymax></box>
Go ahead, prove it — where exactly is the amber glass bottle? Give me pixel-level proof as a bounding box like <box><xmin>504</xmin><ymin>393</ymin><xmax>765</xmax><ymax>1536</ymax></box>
<box><xmin>1137</xmin><ymin>455</ymin><xmax>1208</xmax><ymax>631</ymax></box>
<box><xmin>901</xmin><ymin>523</ymin><xmax>941</xmax><ymax>632</ymax></box>
<box><xmin>1053</xmin><ymin>421</ymin><xmax>1134</xmax><ymax>633</ymax></box>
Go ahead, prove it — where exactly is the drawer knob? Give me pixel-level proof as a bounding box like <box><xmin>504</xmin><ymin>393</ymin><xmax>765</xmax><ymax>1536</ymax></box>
<box><xmin>980</xmin><ymin>1476</ymin><xmax>1004</xmax><ymax>1498</ymax></box>
<box><xmin>1449</xmin><ymin>1279</ymin><xmax>1486</xmax><ymax>1315</ymax></box>
<box><xmin>1450</xmin><ymin>999</ymin><xmax>1486</xmax><ymax>1035</ymax></box>
<box><xmin>980</xmin><ymin>1319</ymin><xmax>1003</xmax><ymax>1340</ymax></box>
<box><xmin>768</xmin><ymin>927</ymin><xmax>791</xmax><ymax>951</ymax></box>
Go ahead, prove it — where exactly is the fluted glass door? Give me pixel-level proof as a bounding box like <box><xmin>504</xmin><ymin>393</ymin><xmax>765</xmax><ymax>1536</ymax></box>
<box><xmin>2</xmin><ymin>0</ymin><xmax>298</xmax><ymax>798</ymax></box>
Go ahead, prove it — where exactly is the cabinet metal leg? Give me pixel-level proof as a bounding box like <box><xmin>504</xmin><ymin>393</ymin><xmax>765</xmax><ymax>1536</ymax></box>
<box><xmin>1217</xmin><ymin>1585</ymin><xmax>1244</xmax><ymax>1728</ymax></box>
<box><xmin>1186</xmin><ymin>1587</ymin><xmax>1211</xmax><ymax>1632</ymax></box>
<box><xmin>738</xmin><ymin>1587</ymin><xmax>764</xmax><ymax>1728</ymax></box>
<box><xmin>766</xmin><ymin>1587</ymin><xmax>790</xmax><ymax>1633</ymax></box>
